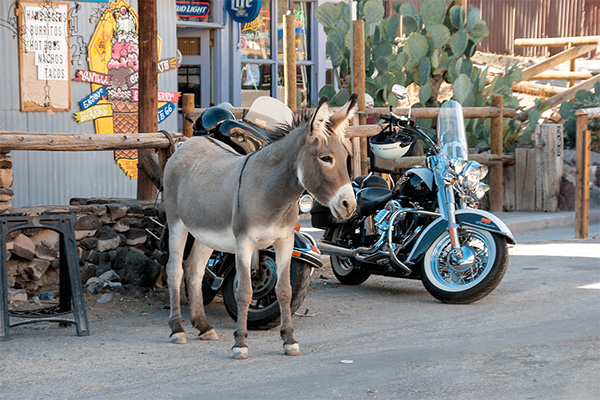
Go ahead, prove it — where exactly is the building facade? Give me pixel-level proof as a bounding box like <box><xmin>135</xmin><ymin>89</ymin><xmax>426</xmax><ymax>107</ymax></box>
<box><xmin>1</xmin><ymin>0</ymin><xmax>333</xmax><ymax>208</ymax></box>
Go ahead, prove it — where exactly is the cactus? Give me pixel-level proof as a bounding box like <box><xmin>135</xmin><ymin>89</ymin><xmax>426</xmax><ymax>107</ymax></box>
<box><xmin>316</xmin><ymin>0</ymin><xmax>528</xmax><ymax>152</ymax></box>
<box><xmin>558</xmin><ymin>82</ymin><xmax>600</xmax><ymax>149</ymax></box>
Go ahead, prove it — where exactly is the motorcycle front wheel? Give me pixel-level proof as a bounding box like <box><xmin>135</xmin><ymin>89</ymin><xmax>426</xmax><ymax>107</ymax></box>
<box><xmin>222</xmin><ymin>255</ymin><xmax>311</xmax><ymax>330</ymax></box>
<box><xmin>420</xmin><ymin>227</ymin><xmax>508</xmax><ymax>304</ymax></box>
<box><xmin>330</xmin><ymin>227</ymin><xmax>371</xmax><ymax>285</ymax></box>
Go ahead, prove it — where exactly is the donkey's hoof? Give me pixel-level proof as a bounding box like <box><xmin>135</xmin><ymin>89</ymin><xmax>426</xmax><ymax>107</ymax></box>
<box><xmin>232</xmin><ymin>347</ymin><xmax>248</xmax><ymax>359</ymax></box>
<box><xmin>284</xmin><ymin>343</ymin><xmax>300</xmax><ymax>356</ymax></box>
<box><xmin>199</xmin><ymin>328</ymin><xmax>219</xmax><ymax>341</ymax></box>
<box><xmin>170</xmin><ymin>332</ymin><xmax>187</xmax><ymax>344</ymax></box>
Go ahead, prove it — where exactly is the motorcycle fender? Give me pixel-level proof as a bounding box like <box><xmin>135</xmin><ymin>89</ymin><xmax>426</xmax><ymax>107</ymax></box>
<box><xmin>405</xmin><ymin>209</ymin><xmax>516</xmax><ymax>265</ymax></box>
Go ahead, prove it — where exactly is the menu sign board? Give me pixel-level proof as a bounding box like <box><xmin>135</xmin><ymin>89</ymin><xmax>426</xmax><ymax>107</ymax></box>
<box><xmin>18</xmin><ymin>1</ymin><xmax>71</xmax><ymax>111</ymax></box>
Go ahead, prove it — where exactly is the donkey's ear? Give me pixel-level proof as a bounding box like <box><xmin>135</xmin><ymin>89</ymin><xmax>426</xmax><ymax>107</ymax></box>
<box><xmin>309</xmin><ymin>96</ymin><xmax>330</xmax><ymax>143</ymax></box>
<box><xmin>329</xmin><ymin>93</ymin><xmax>358</xmax><ymax>139</ymax></box>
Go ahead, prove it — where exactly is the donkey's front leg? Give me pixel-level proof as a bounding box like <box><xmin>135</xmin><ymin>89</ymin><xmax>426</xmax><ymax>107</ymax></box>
<box><xmin>166</xmin><ymin>220</ymin><xmax>189</xmax><ymax>344</ymax></box>
<box><xmin>273</xmin><ymin>236</ymin><xmax>299</xmax><ymax>356</ymax></box>
<box><xmin>232</xmin><ymin>242</ymin><xmax>254</xmax><ymax>359</ymax></box>
<box><xmin>183</xmin><ymin>240</ymin><xmax>218</xmax><ymax>341</ymax></box>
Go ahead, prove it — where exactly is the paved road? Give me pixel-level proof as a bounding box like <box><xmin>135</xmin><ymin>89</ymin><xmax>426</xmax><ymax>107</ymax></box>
<box><xmin>1</xmin><ymin>224</ymin><xmax>598</xmax><ymax>399</ymax></box>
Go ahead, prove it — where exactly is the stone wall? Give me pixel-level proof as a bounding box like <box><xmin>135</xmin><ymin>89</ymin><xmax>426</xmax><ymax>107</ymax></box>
<box><xmin>0</xmin><ymin>152</ymin><xmax>14</xmax><ymax>213</ymax></box>
<box><xmin>5</xmin><ymin>198</ymin><xmax>165</xmax><ymax>303</ymax></box>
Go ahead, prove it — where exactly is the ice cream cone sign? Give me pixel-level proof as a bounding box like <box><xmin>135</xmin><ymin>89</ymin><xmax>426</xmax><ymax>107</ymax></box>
<box><xmin>73</xmin><ymin>0</ymin><xmax>180</xmax><ymax>179</ymax></box>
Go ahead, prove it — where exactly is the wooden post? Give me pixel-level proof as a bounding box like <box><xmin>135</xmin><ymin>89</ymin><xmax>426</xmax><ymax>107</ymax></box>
<box><xmin>284</xmin><ymin>12</ymin><xmax>297</xmax><ymax>111</ymax></box>
<box><xmin>182</xmin><ymin>94</ymin><xmax>195</xmax><ymax>138</ymax></box>
<box><xmin>567</xmin><ymin>43</ymin><xmax>576</xmax><ymax>88</ymax></box>
<box><xmin>535</xmin><ymin>125</ymin><xmax>563</xmax><ymax>212</ymax></box>
<box><xmin>352</xmin><ymin>20</ymin><xmax>367</xmax><ymax>175</ymax></box>
<box><xmin>489</xmin><ymin>95</ymin><xmax>503</xmax><ymax>212</ymax></box>
<box><xmin>137</xmin><ymin>0</ymin><xmax>158</xmax><ymax>201</ymax></box>
<box><xmin>515</xmin><ymin>148</ymin><xmax>536</xmax><ymax>211</ymax></box>
<box><xmin>575</xmin><ymin>114</ymin><xmax>590</xmax><ymax>239</ymax></box>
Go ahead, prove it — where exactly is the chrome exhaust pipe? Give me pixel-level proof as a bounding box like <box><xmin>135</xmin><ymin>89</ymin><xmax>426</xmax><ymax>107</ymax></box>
<box><xmin>317</xmin><ymin>242</ymin><xmax>355</xmax><ymax>257</ymax></box>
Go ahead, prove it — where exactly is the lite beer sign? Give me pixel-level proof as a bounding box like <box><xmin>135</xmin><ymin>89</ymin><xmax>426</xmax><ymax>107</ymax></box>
<box><xmin>227</xmin><ymin>0</ymin><xmax>261</xmax><ymax>23</ymax></box>
<box><xmin>176</xmin><ymin>1</ymin><xmax>210</xmax><ymax>18</ymax></box>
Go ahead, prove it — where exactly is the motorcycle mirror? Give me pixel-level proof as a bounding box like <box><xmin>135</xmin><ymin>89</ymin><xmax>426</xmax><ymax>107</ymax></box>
<box><xmin>392</xmin><ymin>85</ymin><xmax>408</xmax><ymax>100</ymax></box>
<box><xmin>392</xmin><ymin>84</ymin><xmax>411</xmax><ymax>120</ymax></box>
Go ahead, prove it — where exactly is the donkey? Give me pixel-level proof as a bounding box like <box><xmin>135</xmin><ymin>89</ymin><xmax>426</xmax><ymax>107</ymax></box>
<box><xmin>162</xmin><ymin>94</ymin><xmax>358</xmax><ymax>359</ymax></box>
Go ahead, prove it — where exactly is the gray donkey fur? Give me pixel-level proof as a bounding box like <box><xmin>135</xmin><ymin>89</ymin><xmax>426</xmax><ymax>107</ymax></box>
<box><xmin>162</xmin><ymin>95</ymin><xmax>358</xmax><ymax>359</ymax></box>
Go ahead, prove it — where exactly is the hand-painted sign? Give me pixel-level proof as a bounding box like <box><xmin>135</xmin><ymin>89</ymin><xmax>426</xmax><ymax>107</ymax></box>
<box><xmin>131</xmin><ymin>90</ymin><xmax>182</xmax><ymax>103</ymax></box>
<box><xmin>74</xmin><ymin>69</ymin><xmax>111</xmax><ymax>85</ymax></box>
<box><xmin>227</xmin><ymin>0</ymin><xmax>261</xmax><ymax>23</ymax></box>
<box><xmin>74</xmin><ymin>104</ymin><xmax>113</xmax><ymax>123</ymax></box>
<box><xmin>157</xmin><ymin>57</ymin><xmax>181</xmax><ymax>73</ymax></box>
<box><xmin>71</xmin><ymin>0</ymin><xmax>180</xmax><ymax>180</ymax></box>
<box><xmin>158</xmin><ymin>102</ymin><xmax>176</xmax><ymax>124</ymax></box>
<box><xmin>23</xmin><ymin>3</ymin><xmax>70</xmax><ymax>81</ymax></box>
<box><xmin>80</xmin><ymin>86</ymin><xmax>106</xmax><ymax>110</ymax></box>
<box><xmin>176</xmin><ymin>1</ymin><xmax>210</xmax><ymax>18</ymax></box>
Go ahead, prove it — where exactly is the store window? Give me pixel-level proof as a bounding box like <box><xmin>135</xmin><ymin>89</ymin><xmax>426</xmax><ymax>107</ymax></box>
<box><xmin>240</xmin><ymin>0</ymin><xmax>314</xmax><ymax>108</ymax></box>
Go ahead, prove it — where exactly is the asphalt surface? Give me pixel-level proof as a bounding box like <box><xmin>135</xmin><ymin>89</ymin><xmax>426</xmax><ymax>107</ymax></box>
<box><xmin>1</xmin><ymin>211</ymin><xmax>598</xmax><ymax>399</ymax></box>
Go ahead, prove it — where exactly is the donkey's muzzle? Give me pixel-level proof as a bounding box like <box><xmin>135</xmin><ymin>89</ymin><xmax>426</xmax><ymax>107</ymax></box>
<box><xmin>329</xmin><ymin>184</ymin><xmax>356</xmax><ymax>221</ymax></box>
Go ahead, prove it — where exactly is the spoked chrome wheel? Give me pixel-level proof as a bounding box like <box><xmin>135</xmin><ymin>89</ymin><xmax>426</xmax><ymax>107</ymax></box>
<box><xmin>421</xmin><ymin>227</ymin><xmax>508</xmax><ymax>304</ymax></box>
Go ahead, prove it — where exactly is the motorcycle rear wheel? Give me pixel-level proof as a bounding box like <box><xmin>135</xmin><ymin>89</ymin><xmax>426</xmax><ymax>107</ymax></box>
<box><xmin>420</xmin><ymin>227</ymin><xmax>508</xmax><ymax>304</ymax></box>
<box><xmin>330</xmin><ymin>227</ymin><xmax>371</xmax><ymax>285</ymax></box>
<box><xmin>222</xmin><ymin>256</ymin><xmax>311</xmax><ymax>330</ymax></box>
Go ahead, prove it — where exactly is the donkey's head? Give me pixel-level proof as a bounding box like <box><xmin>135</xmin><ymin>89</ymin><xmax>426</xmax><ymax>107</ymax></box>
<box><xmin>297</xmin><ymin>94</ymin><xmax>358</xmax><ymax>221</ymax></box>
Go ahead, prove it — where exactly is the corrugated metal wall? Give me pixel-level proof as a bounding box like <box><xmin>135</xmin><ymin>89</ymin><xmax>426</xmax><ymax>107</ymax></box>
<box><xmin>387</xmin><ymin>0</ymin><xmax>599</xmax><ymax>58</ymax></box>
<box><xmin>0</xmin><ymin>0</ymin><xmax>178</xmax><ymax>207</ymax></box>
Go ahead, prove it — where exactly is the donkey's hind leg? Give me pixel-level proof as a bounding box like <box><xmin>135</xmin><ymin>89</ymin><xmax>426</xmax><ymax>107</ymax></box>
<box><xmin>166</xmin><ymin>219</ymin><xmax>189</xmax><ymax>344</ymax></box>
<box><xmin>184</xmin><ymin>240</ymin><xmax>219</xmax><ymax>341</ymax></box>
<box><xmin>273</xmin><ymin>236</ymin><xmax>299</xmax><ymax>356</ymax></box>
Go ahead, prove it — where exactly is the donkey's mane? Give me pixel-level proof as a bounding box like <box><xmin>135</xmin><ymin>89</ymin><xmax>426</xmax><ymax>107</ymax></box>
<box><xmin>265</xmin><ymin>108</ymin><xmax>319</xmax><ymax>143</ymax></box>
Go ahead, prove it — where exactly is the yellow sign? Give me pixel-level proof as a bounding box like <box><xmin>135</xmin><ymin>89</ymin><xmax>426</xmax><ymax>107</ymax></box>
<box><xmin>74</xmin><ymin>104</ymin><xmax>113</xmax><ymax>123</ymax></box>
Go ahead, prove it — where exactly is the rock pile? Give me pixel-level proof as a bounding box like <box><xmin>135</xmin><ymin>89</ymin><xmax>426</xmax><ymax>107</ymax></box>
<box><xmin>5</xmin><ymin>198</ymin><xmax>166</xmax><ymax>304</ymax></box>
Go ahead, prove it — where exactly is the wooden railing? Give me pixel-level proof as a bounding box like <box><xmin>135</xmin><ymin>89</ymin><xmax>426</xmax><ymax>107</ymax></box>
<box><xmin>0</xmin><ymin>131</ymin><xmax>186</xmax><ymax>202</ymax></box>
<box><xmin>574</xmin><ymin>107</ymin><xmax>600</xmax><ymax>239</ymax></box>
<box><xmin>513</xmin><ymin>36</ymin><xmax>600</xmax><ymax>121</ymax></box>
<box><xmin>183</xmin><ymin>94</ymin><xmax>515</xmax><ymax>212</ymax></box>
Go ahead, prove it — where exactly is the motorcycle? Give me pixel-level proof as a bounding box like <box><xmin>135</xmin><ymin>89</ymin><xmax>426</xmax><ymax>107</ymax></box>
<box><xmin>312</xmin><ymin>85</ymin><xmax>515</xmax><ymax>304</ymax></box>
<box><xmin>148</xmin><ymin>97</ymin><xmax>322</xmax><ymax>330</ymax></box>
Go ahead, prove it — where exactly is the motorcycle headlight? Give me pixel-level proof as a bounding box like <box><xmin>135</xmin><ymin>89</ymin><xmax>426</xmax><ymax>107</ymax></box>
<box><xmin>451</xmin><ymin>158</ymin><xmax>469</xmax><ymax>175</ymax></box>
<box><xmin>474</xmin><ymin>182</ymin><xmax>490</xmax><ymax>199</ymax></box>
<box><xmin>298</xmin><ymin>194</ymin><xmax>314</xmax><ymax>214</ymax></box>
<box><xmin>463</xmin><ymin>161</ymin><xmax>488</xmax><ymax>187</ymax></box>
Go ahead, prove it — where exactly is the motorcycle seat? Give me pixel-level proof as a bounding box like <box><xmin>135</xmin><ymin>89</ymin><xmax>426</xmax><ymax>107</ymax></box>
<box><xmin>355</xmin><ymin>174</ymin><xmax>389</xmax><ymax>189</ymax></box>
<box><xmin>357</xmin><ymin>187</ymin><xmax>394</xmax><ymax>215</ymax></box>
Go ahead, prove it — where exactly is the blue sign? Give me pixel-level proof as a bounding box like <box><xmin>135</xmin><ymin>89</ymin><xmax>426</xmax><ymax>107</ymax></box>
<box><xmin>158</xmin><ymin>102</ymin><xmax>176</xmax><ymax>124</ymax></box>
<box><xmin>176</xmin><ymin>1</ymin><xmax>210</xmax><ymax>18</ymax></box>
<box><xmin>227</xmin><ymin>0</ymin><xmax>261</xmax><ymax>23</ymax></box>
<box><xmin>80</xmin><ymin>86</ymin><xmax>106</xmax><ymax>110</ymax></box>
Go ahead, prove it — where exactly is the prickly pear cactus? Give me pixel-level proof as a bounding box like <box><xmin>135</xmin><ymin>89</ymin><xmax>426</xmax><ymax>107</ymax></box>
<box><xmin>317</xmin><ymin>0</ymin><xmax>526</xmax><ymax>152</ymax></box>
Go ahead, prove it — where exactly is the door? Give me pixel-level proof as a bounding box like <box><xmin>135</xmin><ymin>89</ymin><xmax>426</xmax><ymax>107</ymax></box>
<box><xmin>177</xmin><ymin>29</ymin><xmax>211</xmax><ymax>109</ymax></box>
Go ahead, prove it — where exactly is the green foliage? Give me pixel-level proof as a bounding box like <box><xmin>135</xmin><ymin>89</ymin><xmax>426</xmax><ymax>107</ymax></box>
<box><xmin>558</xmin><ymin>82</ymin><xmax>600</xmax><ymax>148</ymax></box>
<box><xmin>316</xmin><ymin>0</ymin><xmax>533</xmax><ymax>152</ymax></box>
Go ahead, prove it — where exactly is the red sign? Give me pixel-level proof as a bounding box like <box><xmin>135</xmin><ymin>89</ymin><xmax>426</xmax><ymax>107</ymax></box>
<box><xmin>74</xmin><ymin>69</ymin><xmax>111</xmax><ymax>86</ymax></box>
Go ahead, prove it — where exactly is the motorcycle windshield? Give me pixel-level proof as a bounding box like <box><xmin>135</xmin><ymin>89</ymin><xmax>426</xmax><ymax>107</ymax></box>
<box><xmin>244</xmin><ymin>96</ymin><xmax>294</xmax><ymax>130</ymax></box>
<box><xmin>437</xmin><ymin>100</ymin><xmax>469</xmax><ymax>161</ymax></box>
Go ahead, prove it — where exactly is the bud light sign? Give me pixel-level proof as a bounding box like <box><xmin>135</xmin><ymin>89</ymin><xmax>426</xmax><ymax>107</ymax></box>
<box><xmin>227</xmin><ymin>0</ymin><xmax>261</xmax><ymax>23</ymax></box>
<box><xmin>176</xmin><ymin>1</ymin><xmax>210</xmax><ymax>19</ymax></box>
